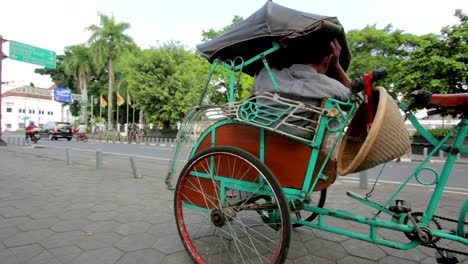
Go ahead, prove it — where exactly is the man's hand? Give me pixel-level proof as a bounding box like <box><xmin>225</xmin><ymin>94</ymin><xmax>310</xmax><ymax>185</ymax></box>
<box><xmin>329</xmin><ymin>39</ymin><xmax>341</xmax><ymax>66</ymax></box>
<box><xmin>327</xmin><ymin>38</ymin><xmax>351</xmax><ymax>87</ymax></box>
<box><xmin>409</xmin><ymin>90</ymin><xmax>432</xmax><ymax>109</ymax></box>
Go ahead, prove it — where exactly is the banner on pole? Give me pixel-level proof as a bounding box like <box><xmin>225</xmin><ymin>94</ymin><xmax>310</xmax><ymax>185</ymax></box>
<box><xmin>53</xmin><ymin>87</ymin><xmax>72</xmax><ymax>103</ymax></box>
<box><xmin>116</xmin><ymin>91</ymin><xmax>125</xmax><ymax>106</ymax></box>
<box><xmin>100</xmin><ymin>94</ymin><xmax>107</xmax><ymax>107</ymax></box>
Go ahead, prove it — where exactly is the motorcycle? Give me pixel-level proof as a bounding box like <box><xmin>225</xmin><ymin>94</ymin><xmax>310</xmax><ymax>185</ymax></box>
<box><xmin>26</xmin><ymin>128</ymin><xmax>41</xmax><ymax>144</ymax></box>
<box><xmin>74</xmin><ymin>132</ymin><xmax>88</xmax><ymax>142</ymax></box>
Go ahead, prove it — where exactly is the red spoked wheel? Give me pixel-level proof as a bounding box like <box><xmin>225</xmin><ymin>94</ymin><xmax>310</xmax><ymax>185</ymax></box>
<box><xmin>174</xmin><ymin>146</ymin><xmax>291</xmax><ymax>264</ymax></box>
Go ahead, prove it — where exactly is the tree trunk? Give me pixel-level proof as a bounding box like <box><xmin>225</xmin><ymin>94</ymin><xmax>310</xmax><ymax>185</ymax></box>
<box><xmin>107</xmin><ymin>58</ymin><xmax>114</xmax><ymax>130</ymax></box>
<box><xmin>81</xmin><ymin>81</ymin><xmax>88</xmax><ymax>125</ymax></box>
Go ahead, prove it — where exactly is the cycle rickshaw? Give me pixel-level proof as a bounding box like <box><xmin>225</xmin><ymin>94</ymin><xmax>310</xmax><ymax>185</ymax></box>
<box><xmin>165</xmin><ymin>2</ymin><xmax>468</xmax><ymax>263</ymax></box>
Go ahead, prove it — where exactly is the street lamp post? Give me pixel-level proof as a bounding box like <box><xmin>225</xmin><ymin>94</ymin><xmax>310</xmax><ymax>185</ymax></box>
<box><xmin>0</xmin><ymin>35</ymin><xmax>7</xmax><ymax>146</ymax></box>
<box><xmin>91</xmin><ymin>97</ymin><xmax>98</xmax><ymax>121</ymax></box>
<box><xmin>90</xmin><ymin>95</ymin><xmax>93</xmax><ymax>124</ymax></box>
<box><xmin>91</xmin><ymin>97</ymin><xmax>98</xmax><ymax>132</ymax></box>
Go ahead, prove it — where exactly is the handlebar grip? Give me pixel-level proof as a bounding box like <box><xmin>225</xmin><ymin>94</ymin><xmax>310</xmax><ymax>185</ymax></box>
<box><xmin>350</xmin><ymin>67</ymin><xmax>388</xmax><ymax>92</ymax></box>
<box><xmin>427</xmin><ymin>109</ymin><xmax>444</xmax><ymax>116</ymax></box>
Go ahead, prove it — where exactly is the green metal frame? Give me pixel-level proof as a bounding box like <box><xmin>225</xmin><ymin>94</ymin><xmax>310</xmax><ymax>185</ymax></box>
<box><xmin>168</xmin><ymin>40</ymin><xmax>468</xmax><ymax>251</ymax></box>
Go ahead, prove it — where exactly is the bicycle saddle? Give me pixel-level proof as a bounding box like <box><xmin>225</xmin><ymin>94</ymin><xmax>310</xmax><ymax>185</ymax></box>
<box><xmin>410</xmin><ymin>90</ymin><xmax>468</xmax><ymax>117</ymax></box>
<box><xmin>429</xmin><ymin>93</ymin><xmax>468</xmax><ymax>108</ymax></box>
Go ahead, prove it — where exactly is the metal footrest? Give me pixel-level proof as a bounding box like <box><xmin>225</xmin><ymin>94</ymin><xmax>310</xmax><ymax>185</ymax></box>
<box><xmin>388</xmin><ymin>200</ymin><xmax>412</xmax><ymax>213</ymax></box>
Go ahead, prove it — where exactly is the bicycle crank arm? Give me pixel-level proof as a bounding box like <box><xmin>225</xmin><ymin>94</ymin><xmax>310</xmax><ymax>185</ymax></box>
<box><xmin>408</xmin><ymin>213</ymin><xmax>431</xmax><ymax>243</ymax></box>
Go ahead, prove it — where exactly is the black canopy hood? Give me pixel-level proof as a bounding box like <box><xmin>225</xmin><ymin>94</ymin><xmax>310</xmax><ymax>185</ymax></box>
<box><xmin>196</xmin><ymin>1</ymin><xmax>351</xmax><ymax>76</ymax></box>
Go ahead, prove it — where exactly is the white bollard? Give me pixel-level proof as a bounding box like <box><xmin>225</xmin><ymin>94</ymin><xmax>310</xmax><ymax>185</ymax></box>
<box><xmin>96</xmin><ymin>149</ymin><xmax>103</xmax><ymax>169</ymax></box>
<box><xmin>66</xmin><ymin>147</ymin><xmax>72</xmax><ymax>165</ymax></box>
<box><xmin>130</xmin><ymin>154</ymin><xmax>142</xmax><ymax>179</ymax></box>
<box><xmin>359</xmin><ymin>171</ymin><xmax>368</xmax><ymax>189</ymax></box>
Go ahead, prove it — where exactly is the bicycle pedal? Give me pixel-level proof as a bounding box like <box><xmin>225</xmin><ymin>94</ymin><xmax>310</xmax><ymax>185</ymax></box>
<box><xmin>290</xmin><ymin>201</ymin><xmax>304</xmax><ymax>212</ymax></box>
<box><xmin>435</xmin><ymin>249</ymin><xmax>459</xmax><ymax>264</ymax></box>
<box><xmin>389</xmin><ymin>200</ymin><xmax>412</xmax><ymax>213</ymax></box>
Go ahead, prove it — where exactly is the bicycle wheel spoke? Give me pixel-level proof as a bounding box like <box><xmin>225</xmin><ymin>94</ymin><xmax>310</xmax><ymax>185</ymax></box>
<box><xmin>174</xmin><ymin>146</ymin><xmax>291</xmax><ymax>264</ymax></box>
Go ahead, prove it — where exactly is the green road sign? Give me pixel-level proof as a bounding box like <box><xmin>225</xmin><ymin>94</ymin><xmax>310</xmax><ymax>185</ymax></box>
<box><xmin>9</xmin><ymin>40</ymin><xmax>56</xmax><ymax>68</ymax></box>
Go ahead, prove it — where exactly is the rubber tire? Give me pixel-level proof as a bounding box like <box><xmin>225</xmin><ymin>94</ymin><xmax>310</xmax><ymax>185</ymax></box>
<box><xmin>67</xmin><ymin>137</ymin><xmax>72</xmax><ymax>141</ymax></box>
<box><xmin>174</xmin><ymin>146</ymin><xmax>291</xmax><ymax>264</ymax></box>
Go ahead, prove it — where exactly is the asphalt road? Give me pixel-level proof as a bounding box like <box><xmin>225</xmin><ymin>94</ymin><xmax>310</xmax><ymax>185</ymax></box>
<box><xmin>4</xmin><ymin>131</ymin><xmax>467</xmax><ymax>190</ymax></box>
<box><xmin>28</xmin><ymin>136</ymin><xmax>174</xmax><ymax>160</ymax></box>
<box><xmin>28</xmin><ymin>136</ymin><xmax>467</xmax><ymax>190</ymax></box>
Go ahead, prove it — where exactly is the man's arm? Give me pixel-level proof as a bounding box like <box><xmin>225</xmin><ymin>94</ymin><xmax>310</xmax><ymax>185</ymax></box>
<box><xmin>328</xmin><ymin>39</ymin><xmax>351</xmax><ymax>88</ymax></box>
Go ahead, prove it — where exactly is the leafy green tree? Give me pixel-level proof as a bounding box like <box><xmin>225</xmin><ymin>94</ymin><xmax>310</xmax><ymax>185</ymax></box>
<box><xmin>86</xmin><ymin>72</ymin><xmax>109</xmax><ymax>121</ymax></box>
<box><xmin>69</xmin><ymin>100</ymin><xmax>81</xmax><ymax>117</ymax></box>
<box><xmin>397</xmin><ymin>9</ymin><xmax>467</xmax><ymax>95</ymax></box>
<box><xmin>35</xmin><ymin>55</ymin><xmax>79</xmax><ymax>117</ymax></box>
<box><xmin>113</xmin><ymin>50</ymin><xmax>137</xmax><ymax>126</ymax></box>
<box><xmin>201</xmin><ymin>15</ymin><xmax>243</xmax><ymax>41</ymax></box>
<box><xmin>35</xmin><ymin>55</ymin><xmax>75</xmax><ymax>90</ymax></box>
<box><xmin>63</xmin><ymin>44</ymin><xmax>93</xmax><ymax>123</ymax></box>
<box><xmin>200</xmin><ymin>15</ymin><xmax>254</xmax><ymax>102</ymax></box>
<box><xmin>346</xmin><ymin>24</ymin><xmax>421</xmax><ymax>95</ymax></box>
<box><xmin>86</xmin><ymin>13</ymin><xmax>134</xmax><ymax>129</ymax></box>
<box><xmin>123</xmin><ymin>42</ymin><xmax>209</xmax><ymax>128</ymax></box>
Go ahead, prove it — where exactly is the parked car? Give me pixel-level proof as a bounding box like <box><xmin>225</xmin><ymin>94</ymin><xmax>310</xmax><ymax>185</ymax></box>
<box><xmin>41</xmin><ymin>122</ymin><xmax>73</xmax><ymax>141</ymax></box>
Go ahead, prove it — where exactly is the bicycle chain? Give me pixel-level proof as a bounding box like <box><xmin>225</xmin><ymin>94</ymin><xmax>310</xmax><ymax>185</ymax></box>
<box><xmin>433</xmin><ymin>214</ymin><xmax>468</xmax><ymax>226</ymax></box>
<box><xmin>414</xmin><ymin>212</ymin><xmax>468</xmax><ymax>257</ymax></box>
<box><xmin>424</xmin><ymin>243</ymin><xmax>468</xmax><ymax>257</ymax></box>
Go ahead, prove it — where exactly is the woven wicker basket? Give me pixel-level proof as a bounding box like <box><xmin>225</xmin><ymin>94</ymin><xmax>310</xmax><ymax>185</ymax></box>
<box><xmin>337</xmin><ymin>86</ymin><xmax>411</xmax><ymax>175</ymax></box>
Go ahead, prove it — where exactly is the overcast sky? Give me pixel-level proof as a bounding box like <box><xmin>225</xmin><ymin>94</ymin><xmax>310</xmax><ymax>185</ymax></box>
<box><xmin>0</xmin><ymin>0</ymin><xmax>465</xmax><ymax>89</ymax></box>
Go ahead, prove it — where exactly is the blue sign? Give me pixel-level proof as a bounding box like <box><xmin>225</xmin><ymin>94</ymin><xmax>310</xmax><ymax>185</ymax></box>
<box><xmin>54</xmin><ymin>87</ymin><xmax>72</xmax><ymax>103</ymax></box>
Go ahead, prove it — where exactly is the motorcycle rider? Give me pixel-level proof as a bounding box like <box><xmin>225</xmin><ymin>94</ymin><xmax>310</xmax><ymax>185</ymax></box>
<box><xmin>25</xmin><ymin>121</ymin><xmax>38</xmax><ymax>141</ymax></box>
<box><xmin>76</xmin><ymin>122</ymin><xmax>87</xmax><ymax>140</ymax></box>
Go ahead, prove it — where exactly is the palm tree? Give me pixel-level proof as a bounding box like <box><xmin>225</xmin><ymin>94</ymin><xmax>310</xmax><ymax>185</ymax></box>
<box><xmin>63</xmin><ymin>44</ymin><xmax>92</xmax><ymax>124</ymax></box>
<box><xmin>86</xmin><ymin>13</ymin><xmax>133</xmax><ymax>130</ymax></box>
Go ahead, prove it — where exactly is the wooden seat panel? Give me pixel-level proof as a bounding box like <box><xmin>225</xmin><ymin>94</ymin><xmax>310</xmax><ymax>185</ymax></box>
<box><xmin>194</xmin><ymin>123</ymin><xmax>336</xmax><ymax>190</ymax></box>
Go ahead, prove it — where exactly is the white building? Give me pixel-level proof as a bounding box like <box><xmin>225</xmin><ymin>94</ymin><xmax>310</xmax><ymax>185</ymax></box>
<box><xmin>1</xmin><ymin>85</ymin><xmax>72</xmax><ymax>131</ymax></box>
<box><xmin>404</xmin><ymin>108</ymin><xmax>461</xmax><ymax>135</ymax></box>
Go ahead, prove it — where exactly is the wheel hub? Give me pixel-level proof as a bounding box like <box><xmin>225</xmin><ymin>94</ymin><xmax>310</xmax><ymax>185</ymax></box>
<box><xmin>211</xmin><ymin>208</ymin><xmax>236</xmax><ymax>227</ymax></box>
<box><xmin>211</xmin><ymin>210</ymin><xmax>226</xmax><ymax>227</ymax></box>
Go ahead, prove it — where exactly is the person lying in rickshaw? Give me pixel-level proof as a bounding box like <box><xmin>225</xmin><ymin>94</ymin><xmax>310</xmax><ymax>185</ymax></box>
<box><xmin>253</xmin><ymin>38</ymin><xmax>352</xmax><ymax>138</ymax></box>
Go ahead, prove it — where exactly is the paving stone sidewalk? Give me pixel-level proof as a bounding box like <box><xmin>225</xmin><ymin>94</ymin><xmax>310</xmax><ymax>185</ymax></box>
<box><xmin>0</xmin><ymin>144</ymin><xmax>466</xmax><ymax>264</ymax></box>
